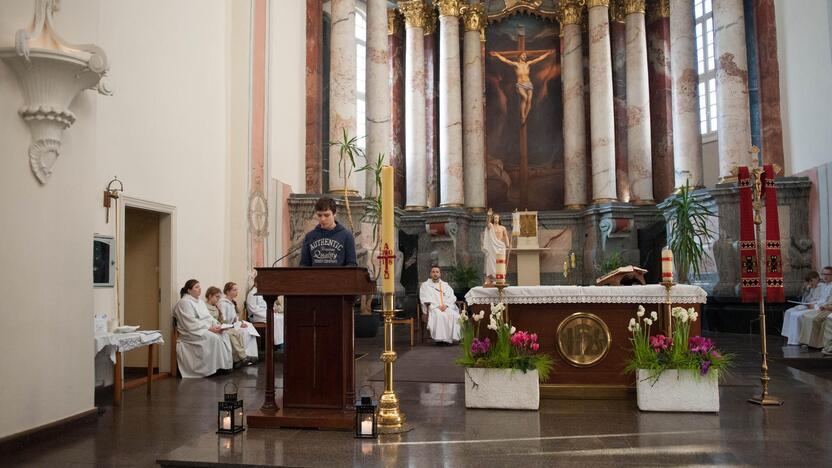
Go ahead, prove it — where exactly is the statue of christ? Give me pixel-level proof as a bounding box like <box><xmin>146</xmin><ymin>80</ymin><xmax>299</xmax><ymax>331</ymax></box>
<box><xmin>489</xmin><ymin>49</ymin><xmax>553</xmax><ymax>124</ymax></box>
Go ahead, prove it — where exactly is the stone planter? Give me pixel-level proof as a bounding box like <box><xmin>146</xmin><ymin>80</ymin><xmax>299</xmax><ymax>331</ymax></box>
<box><xmin>636</xmin><ymin>369</ymin><xmax>719</xmax><ymax>412</ymax></box>
<box><xmin>464</xmin><ymin>368</ymin><xmax>539</xmax><ymax>410</ymax></box>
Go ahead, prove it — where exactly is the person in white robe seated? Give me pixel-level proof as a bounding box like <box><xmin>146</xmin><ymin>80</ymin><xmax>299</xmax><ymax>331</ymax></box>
<box><xmin>419</xmin><ymin>266</ymin><xmax>462</xmax><ymax>345</ymax></box>
<box><xmin>204</xmin><ymin>284</ymin><xmax>259</xmax><ymax>367</ymax></box>
<box><xmin>797</xmin><ymin>267</ymin><xmax>832</xmax><ymax>347</ymax></box>
<box><xmin>173</xmin><ymin>279</ymin><xmax>233</xmax><ymax>378</ymax></box>
<box><xmin>781</xmin><ymin>271</ymin><xmax>824</xmax><ymax>345</ymax></box>
<box><xmin>246</xmin><ymin>286</ymin><xmax>284</xmax><ymax>346</ymax></box>
<box><xmin>218</xmin><ymin>282</ymin><xmax>260</xmax><ymax>363</ymax></box>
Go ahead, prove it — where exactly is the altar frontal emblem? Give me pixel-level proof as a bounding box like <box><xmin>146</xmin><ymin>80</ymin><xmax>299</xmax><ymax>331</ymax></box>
<box><xmin>556</xmin><ymin>313</ymin><xmax>611</xmax><ymax>367</ymax></box>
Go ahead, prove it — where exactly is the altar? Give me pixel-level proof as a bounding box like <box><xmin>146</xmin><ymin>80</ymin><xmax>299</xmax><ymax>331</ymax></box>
<box><xmin>465</xmin><ymin>285</ymin><xmax>706</xmax><ymax>398</ymax></box>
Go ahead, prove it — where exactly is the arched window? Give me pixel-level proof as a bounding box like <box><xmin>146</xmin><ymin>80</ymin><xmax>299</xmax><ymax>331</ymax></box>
<box><xmin>695</xmin><ymin>0</ymin><xmax>717</xmax><ymax>139</ymax></box>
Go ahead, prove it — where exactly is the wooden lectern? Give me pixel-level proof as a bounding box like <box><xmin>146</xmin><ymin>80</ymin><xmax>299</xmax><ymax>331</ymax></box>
<box><xmin>246</xmin><ymin>267</ymin><xmax>375</xmax><ymax>430</ymax></box>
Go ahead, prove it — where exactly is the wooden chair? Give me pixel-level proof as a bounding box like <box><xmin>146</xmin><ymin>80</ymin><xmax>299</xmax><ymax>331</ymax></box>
<box><xmin>418</xmin><ymin>300</ymin><xmax>466</xmax><ymax>343</ymax></box>
<box><xmin>390</xmin><ymin>311</ymin><xmax>414</xmax><ymax>348</ymax></box>
<box><xmin>170</xmin><ymin>315</ymin><xmax>179</xmax><ymax>378</ymax></box>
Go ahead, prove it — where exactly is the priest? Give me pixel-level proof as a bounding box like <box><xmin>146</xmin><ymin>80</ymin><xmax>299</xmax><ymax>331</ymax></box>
<box><xmin>419</xmin><ymin>266</ymin><xmax>462</xmax><ymax>344</ymax></box>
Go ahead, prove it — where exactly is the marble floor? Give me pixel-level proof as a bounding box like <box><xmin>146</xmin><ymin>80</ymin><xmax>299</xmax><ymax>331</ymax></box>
<box><xmin>3</xmin><ymin>331</ymin><xmax>832</xmax><ymax>467</ymax></box>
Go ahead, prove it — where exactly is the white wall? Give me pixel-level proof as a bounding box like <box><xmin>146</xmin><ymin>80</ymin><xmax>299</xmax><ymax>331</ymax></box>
<box><xmin>0</xmin><ymin>0</ymin><xmax>99</xmax><ymax>439</ymax></box>
<box><xmin>775</xmin><ymin>0</ymin><xmax>832</xmax><ymax>175</ymax></box>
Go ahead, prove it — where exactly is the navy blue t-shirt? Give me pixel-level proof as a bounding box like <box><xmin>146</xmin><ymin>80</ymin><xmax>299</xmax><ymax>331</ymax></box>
<box><xmin>299</xmin><ymin>221</ymin><xmax>357</xmax><ymax>267</ymax></box>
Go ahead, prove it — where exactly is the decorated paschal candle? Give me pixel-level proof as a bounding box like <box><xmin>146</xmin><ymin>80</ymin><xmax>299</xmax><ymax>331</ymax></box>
<box><xmin>661</xmin><ymin>247</ymin><xmax>674</xmax><ymax>284</ymax></box>
<box><xmin>496</xmin><ymin>250</ymin><xmax>506</xmax><ymax>284</ymax></box>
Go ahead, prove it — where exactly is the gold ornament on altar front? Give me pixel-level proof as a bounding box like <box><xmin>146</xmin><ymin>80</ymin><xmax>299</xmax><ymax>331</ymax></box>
<box><xmin>435</xmin><ymin>0</ymin><xmax>461</xmax><ymax>17</ymax></box>
<box><xmin>558</xmin><ymin>0</ymin><xmax>586</xmax><ymax>26</ymax></box>
<box><xmin>398</xmin><ymin>0</ymin><xmax>427</xmax><ymax>29</ymax></box>
<box><xmin>556</xmin><ymin>312</ymin><xmax>611</xmax><ymax>367</ymax></box>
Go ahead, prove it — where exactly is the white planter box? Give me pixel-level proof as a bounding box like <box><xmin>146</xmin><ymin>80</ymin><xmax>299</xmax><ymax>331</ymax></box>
<box><xmin>464</xmin><ymin>368</ymin><xmax>539</xmax><ymax>410</ymax></box>
<box><xmin>636</xmin><ymin>369</ymin><xmax>719</xmax><ymax>412</ymax></box>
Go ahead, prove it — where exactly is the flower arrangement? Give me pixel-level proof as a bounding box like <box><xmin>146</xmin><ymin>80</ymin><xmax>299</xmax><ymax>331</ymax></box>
<box><xmin>456</xmin><ymin>302</ymin><xmax>553</xmax><ymax>381</ymax></box>
<box><xmin>625</xmin><ymin>305</ymin><xmax>731</xmax><ymax>379</ymax></box>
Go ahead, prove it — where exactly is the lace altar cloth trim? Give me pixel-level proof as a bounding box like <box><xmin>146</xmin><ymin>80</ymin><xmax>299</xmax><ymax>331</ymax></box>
<box><xmin>95</xmin><ymin>331</ymin><xmax>165</xmax><ymax>363</ymax></box>
<box><xmin>465</xmin><ymin>285</ymin><xmax>707</xmax><ymax>305</ymax></box>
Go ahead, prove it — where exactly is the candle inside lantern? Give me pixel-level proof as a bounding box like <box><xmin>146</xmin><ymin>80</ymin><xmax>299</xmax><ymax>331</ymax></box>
<box><xmin>380</xmin><ymin>166</ymin><xmax>395</xmax><ymax>294</ymax></box>
<box><xmin>496</xmin><ymin>250</ymin><xmax>506</xmax><ymax>284</ymax></box>
<box><xmin>361</xmin><ymin>418</ymin><xmax>373</xmax><ymax>436</ymax></box>
<box><xmin>661</xmin><ymin>247</ymin><xmax>674</xmax><ymax>283</ymax></box>
<box><xmin>222</xmin><ymin>415</ymin><xmax>231</xmax><ymax>431</ymax></box>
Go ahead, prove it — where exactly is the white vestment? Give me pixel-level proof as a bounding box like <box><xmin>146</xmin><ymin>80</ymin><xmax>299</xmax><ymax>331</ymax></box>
<box><xmin>246</xmin><ymin>287</ymin><xmax>284</xmax><ymax>345</ymax></box>
<box><xmin>481</xmin><ymin>224</ymin><xmax>506</xmax><ymax>278</ymax></box>
<box><xmin>782</xmin><ymin>283</ymin><xmax>830</xmax><ymax>345</ymax></box>
<box><xmin>419</xmin><ymin>279</ymin><xmax>461</xmax><ymax>343</ymax></box>
<box><xmin>219</xmin><ymin>297</ymin><xmax>260</xmax><ymax>358</ymax></box>
<box><xmin>791</xmin><ymin>283</ymin><xmax>832</xmax><ymax>345</ymax></box>
<box><xmin>173</xmin><ymin>295</ymin><xmax>233</xmax><ymax>378</ymax></box>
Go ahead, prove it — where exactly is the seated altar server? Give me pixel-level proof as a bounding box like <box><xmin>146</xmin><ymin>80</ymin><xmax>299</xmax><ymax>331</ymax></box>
<box><xmin>246</xmin><ymin>285</ymin><xmax>284</xmax><ymax>346</ymax></box>
<box><xmin>782</xmin><ymin>271</ymin><xmax>823</xmax><ymax>345</ymax></box>
<box><xmin>208</xmin><ymin>284</ymin><xmax>259</xmax><ymax>366</ymax></box>
<box><xmin>299</xmin><ymin>196</ymin><xmax>357</xmax><ymax>267</ymax></box>
<box><xmin>173</xmin><ymin>279</ymin><xmax>233</xmax><ymax>378</ymax></box>
<box><xmin>797</xmin><ymin>267</ymin><xmax>832</xmax><ymax>347</ymax></box>
<box><xmin>419</xmin><ymin>266</ymin><xmax>462</xmax><ymax>344</ymax></box>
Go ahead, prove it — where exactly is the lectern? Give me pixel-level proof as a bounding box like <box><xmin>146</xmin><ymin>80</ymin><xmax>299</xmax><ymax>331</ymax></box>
<box><xmin>246</xmin><ymin>267</ymin><xmax>375</xmax><ymax>430</ymax></box>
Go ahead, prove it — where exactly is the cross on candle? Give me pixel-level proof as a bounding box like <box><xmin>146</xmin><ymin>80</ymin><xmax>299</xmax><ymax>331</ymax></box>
<box><xmin>377</xmin><ymin>243</ymin><xmax>395</xmax><ymax>280</ymax></box>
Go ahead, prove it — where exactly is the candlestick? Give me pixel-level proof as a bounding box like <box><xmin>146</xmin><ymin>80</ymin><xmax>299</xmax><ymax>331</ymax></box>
<box><xmin>661</xmin><ymin>247</ymin><xmax>674</xmax><ymax>284</ymax></box>
<box><xmin>570</xmin><ymin>251</ymin><xmax>576</xmax><ymax>268</ymax></box>
<box><xmin>380</xmin><ymin>166</ymin><xmax>395</xmax><ymax>294</ymax></box>
<box><xmin>495</xmin><ymin>249</ymin><xmax>506</xmax><ymax>284</ymax></box>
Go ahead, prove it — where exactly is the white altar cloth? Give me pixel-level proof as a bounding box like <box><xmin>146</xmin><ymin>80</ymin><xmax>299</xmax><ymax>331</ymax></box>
<box><xmin>95</xmin><ymin>330</ymin><xmax>165</xmax><ymax>363</ymax></box>
<box><xmin>465</xmin><ymin>285</ymin><xmax>707</xmax><ymax>305</ymax></box>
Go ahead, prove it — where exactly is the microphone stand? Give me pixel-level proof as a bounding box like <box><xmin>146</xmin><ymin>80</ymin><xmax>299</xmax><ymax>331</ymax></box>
<box><xmin>272</xmin><ymin>244</ymin><xmax>302</xmax><ymax>267</ymax></box>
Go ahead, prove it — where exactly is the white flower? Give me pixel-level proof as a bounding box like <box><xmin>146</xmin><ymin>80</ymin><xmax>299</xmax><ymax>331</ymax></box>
<box><xmin>644</xmin><ymin>318</ymin><xmax>653</xmax><ymax>326</ymax></box>
<box><xmin>671</xmin><ymin>306</ymin><xmax>688</xmax><ymax>323</ymax></box>
<box><xmin>510</xmin><ymin>326</ymin><xmax>516</xmax><ymax>334</ymax></box>
<box><xmin>650</xmin><ymin>311</ymin><xmax>658</xmax><ymax>321</ymax></box>
<box><xmin>689</xmin><ymin>311</ymin><xmax>699</xmax><ymax>322</ymax></box>
<box><xmin>458</xmin><ymin>312</ymin><xmax>468</xmax><ymax>322</ymax></box>
<box><xmin>473</xmin><ymin>311</ymin><xmax>485</xmax><ymax>322</ymax></box>
<box><xmin>489</xmin><ymin>317</ymin><xmax>498</xmax><ymax>330</ymax></box>
<box><xmin>637</xmin><ymin>305</ymin><xmax>645</xmax><ymax>317</ymax></box>
<box><xmin>628</xmin><ymin>318</ymin><xmax>637</xmax><ymax>332</ymax></box>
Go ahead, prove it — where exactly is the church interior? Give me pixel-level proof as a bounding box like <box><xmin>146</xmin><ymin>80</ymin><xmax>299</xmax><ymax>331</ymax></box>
<box><xmin>2</xmin><ymin>0</ymin><xmax>832</xmax><ymax>466</ymax></box>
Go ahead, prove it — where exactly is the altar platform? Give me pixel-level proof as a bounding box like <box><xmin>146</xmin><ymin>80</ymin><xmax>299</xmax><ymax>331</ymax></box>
<box><xmin>465</xmin><ymin>285</ymin><xmax>706</xmax><ymax>397</ymax></box>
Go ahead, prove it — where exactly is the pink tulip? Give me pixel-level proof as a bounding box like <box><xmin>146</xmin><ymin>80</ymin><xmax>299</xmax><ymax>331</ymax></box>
<box><xmin>532</xmin><ymin>343</ymin><xmax>539</xmax><ymax>351</ymax></box>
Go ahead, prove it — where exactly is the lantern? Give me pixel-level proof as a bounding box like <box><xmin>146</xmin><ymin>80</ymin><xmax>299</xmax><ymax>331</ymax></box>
<box><xmin>354</xmin><ymin>386</ymin><xmax>377</xmax><ymax>439</ymax></box>
<box><xmin>217</xmin><ymin>382</ymin><xmax>245</xmax><ymax>434</ymax></box>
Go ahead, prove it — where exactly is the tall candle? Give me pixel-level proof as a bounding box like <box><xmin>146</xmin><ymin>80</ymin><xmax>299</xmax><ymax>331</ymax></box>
<box><xmin>512</xmin><ymin>211</ymin><xmax>520</xmax><ymax>236</ymax></box>
<box><xmin>661</xmin><ymin>247</ymin><xmax>674</xmax><ymax>283</ymax></box>
<box><xmin>380</xmin><ymin>166</ymin><xmax>395</xmax><ymax>294</ymax></box>
<box><xmin>496</xmin><ymin>250</ymin><xmax>506</xmax><ymax>284</ymax></box>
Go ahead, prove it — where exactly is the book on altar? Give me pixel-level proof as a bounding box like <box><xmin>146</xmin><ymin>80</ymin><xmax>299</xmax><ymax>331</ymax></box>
<box><xmin>596</xmin><ymin>265</ymin><xmax>648</xmax><ymax>286</ymax></box>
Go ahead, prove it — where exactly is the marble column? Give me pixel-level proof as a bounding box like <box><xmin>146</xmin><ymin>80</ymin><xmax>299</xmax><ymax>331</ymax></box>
<box><xmin>587</xmin><ymin>0</ymin><xmax>617</xmax><ymax>203</ymax></box>
<box><xmin>437</xmin><ymin>0</ymin><xmax>464</xmax><ymax>207</ymax></box>
<box><xmin>610</xmin><ymin>1</ymin><xmax>629</xmax><ymax>203</ymax></box>
<box><xmin>754</xmin><ymin>0</ymin><xmax>784</xmax><ymax>169</ymax></box>
<box><xmin>366</xmin><ymin>0</ymin><xmax>391</xmax><ymax>197</ymax></box>
<box><xmin>329</xmin><ymin>0</ymin><xmax>359</xmax><ymax>195</ymax></box>
<box><xmin>388</xmin><ymin>9</ymin><xmax>406</xmax><ymax>207</ymax></box>
<box><xmin>400</xmin><ymin>1</ymin><xmax>428</xmax><ymax>210</ymax></box>
<box><xmin>624</xmin><ymin>0</ymin><xmax>654</xmax><ymax>204</ymax></box>
<box><xmin>305</xmin><ymin>0</ymin><xmax>323</xmax><ymax>193</ymax></box>
<box><xmin>646</xmin><ymin>0</ymin><xmax>674</xmax><ymax>200</ymax></box>
<box><xmin>462</xmin><ymin>2</ymin><xmax>486</xmax><ymax>211</ymax></box>
<box><xmin>714</xmin><ymin>0</ymin><xmax>753</xmax><ymax>179</ymax></box>
<box><xmin>669</xmin><ymin>0</ymin><xmax>704</xmax><ymax>188</ymax></box>
<box><xmin>561</xmin><ymin>0</ymin><xmax>588</xmax><ymax>209</ymax></box>
<box><xmin>424</xmin><ymin>9</ymin><xmax>438</xmax><ymax>208</ymax></box>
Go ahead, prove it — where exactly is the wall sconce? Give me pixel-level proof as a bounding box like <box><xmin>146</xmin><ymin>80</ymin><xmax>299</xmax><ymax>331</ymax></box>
<box><xmin>104</xmin><ymin>176</ymin><xmax>123</xmax><ymax>223</ymax></box>
<box><xmin>0</xmin><ymin>0</ymin><xmax>112</xmax><ymax>184</ymax></box>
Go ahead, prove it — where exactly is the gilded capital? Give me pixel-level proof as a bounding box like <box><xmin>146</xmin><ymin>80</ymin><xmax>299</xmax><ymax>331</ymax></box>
<box><xmin>461</xmin><ymin>2</ymin><xmax>486</xmax><ymax>33</ymax></box>
<box><xmin>388</xmin><ymin>8</ymin><xmax>403</xmax><ymax>36</ymax></box>
<box><xmin>587</xmin><ymin>0</ymin><xmax>610</xmax><ymax>8</ymax></box>
<box><xmin>609</xmin><ymin>0</ymin><xmax>625</xmax><ymax>22</ymax></box>
<box><xmin>559</xmin><ymin>0</ymin><xmax>586</xmax><ymax>26</ymax></box>
<box><xmin>646</xmin><ymin>0</ymin><xmax>669</xmax><ymax>21</ymax></box>
<box><xmin>399</xmin><ymin>1</ymin><xmax>427</xmax><ymax>29</ymax></box>
<box><xmin>435</xmin><ymin>0</ymin><xmax>461</xmax><ymax>17</ymax></box>
<box><xmin>423</xmin><ymin>6</ymin><xmax>438</xmax><ymax>35</ymax></box>
<box><xmin>623</xmin><ymin>0</ymin><xmax>646</xmax><ymax>15</ymax></box>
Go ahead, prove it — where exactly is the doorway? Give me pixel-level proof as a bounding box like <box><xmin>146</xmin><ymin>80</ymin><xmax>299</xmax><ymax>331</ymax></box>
<box><xmin>123</xmin><ymin>207</ymin><xmax>161</xmax><ymax>374</ymax></box>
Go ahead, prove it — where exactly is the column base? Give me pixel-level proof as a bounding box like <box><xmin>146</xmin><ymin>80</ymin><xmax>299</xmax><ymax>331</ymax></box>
<box><xmin>591</xmin><ymin>198</ymin><xmax>618</xmax><ymax>205</ymax></box>
<box><xmin>467</xmin><ymin>206</ymin><xmax>487</xmax><ymax>213</ymax></box>
<box><xmin>563</xmin><ymin>204</ymin><xmax>586</xmax><ymax>210</ymax></box>
<box><xmin>718</xmin><ymin>176</ymin><xmax>738</xmax><ymax>184</ymax></box>
<box><xmin>328</xmin><ymin>189</ymin><xmax>360</xmax><ymax>197</ymax></box>
<box><xmin>631</xmin><ymin>199</ymin><xmax>656</xmax><ymax>206</ymax></box>
<box><xmin>439</xmin><ymin>203</ymin><xmax>465</xmax><ymax>209</ymax></box>
<box><xmin>405</xmin><ymin>205</ymin><xmax>428</xmax><ymax>212</ymax></box>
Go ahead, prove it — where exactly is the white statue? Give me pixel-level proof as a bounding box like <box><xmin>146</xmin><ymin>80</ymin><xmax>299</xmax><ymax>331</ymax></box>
<box><xmin>481</xmin><ymin>209</ymin><xmax>511</xmax><ymax>286</ymax></box>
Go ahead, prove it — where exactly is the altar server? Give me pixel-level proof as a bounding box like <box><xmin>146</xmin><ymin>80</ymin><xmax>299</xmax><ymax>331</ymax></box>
<box><xmin>419</xmin><ymin>266</ymin><xmax>462</xmax><ymax>344</ymax></box>
<box><xmin>782</xmin><ymin>271</ymin><xmax>824</xmax><ymax>345</ymax></box>
<box><xmin>797</xmin><ymin>267</ymin><xmax>832</xmax><ymax>347</ymax></box>
<box><xmin>246</xmin><ymin>285</ymin><xmax>284</xmax><ymax>346</ymax></box>
<box><xmin>209</xmin><ymin>283</ymin><xmax>259</xmax><ymax>365</ymax></box>
<box><xmin>173</xmin><ymin>279</ymin><xmax>233</xmax><ymax>378</ymax></box>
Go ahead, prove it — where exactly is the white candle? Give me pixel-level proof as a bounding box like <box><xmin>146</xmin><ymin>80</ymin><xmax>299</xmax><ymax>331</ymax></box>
<box><xmin>361</xmin><ymin>419</ymin><xmax>373</xmax><ymax>435</ymax></box>
<box><xmin>661</xmin><ymin>247</ymin><xmax>674</xmax><ymax>284</ymax></box>
<box><xmin>496</xmin><ymin>250</ymin><xmax>506</xmax><ymax>284</ymax></box>
<box><xmin>222</xmin><ymin>415</ymin><xmax>231</xmax><ymax>430</ymax></box>
<box><xmin>512</xmin><ymin>211</ymin><xmax>520</xmax><ymax>236</ymax></box>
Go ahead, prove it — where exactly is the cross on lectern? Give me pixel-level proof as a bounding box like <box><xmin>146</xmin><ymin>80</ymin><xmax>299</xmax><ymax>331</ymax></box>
<box><xmin>299</xmin><ymin>308</ymin><xmax>329</xmax><ymax>388</ymax></box>
<box><xmin>377</xmin><ymin>242</ymin><xmax>395</xmax><ymax>280</ymax></box>
<box><xmin>489</xmin><ymin>25</ymin><xmax>554</xmax><ymax>208</ymax></box>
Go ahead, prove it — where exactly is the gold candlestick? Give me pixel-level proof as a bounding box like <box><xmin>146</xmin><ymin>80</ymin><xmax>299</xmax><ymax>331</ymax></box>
<box><xmin>662</xmin><ymin>280</ymin><xmax>674</xmax><ymax>337</ymax></box>
<box><xmin>748</xmin><ymin>163</ymin><xmax>783</xmax><ymax>407</ymax></box>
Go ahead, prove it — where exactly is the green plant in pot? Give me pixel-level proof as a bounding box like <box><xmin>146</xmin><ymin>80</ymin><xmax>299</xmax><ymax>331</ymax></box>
<box><xmin>663</xmin><ymin>180</ymin><xmax>715</xmax><ymax>284</ymax></box>
<box><xmin>451</xmin><ymin>265</ymin><xmax>480</xmax><ymax>302</ymax></box>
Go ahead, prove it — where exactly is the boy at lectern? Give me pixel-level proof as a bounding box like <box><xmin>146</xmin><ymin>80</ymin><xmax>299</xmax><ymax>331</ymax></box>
<box><xmin>299</xmin><ymin>196</ymin><xmax>358</xmax><ymax>267</ymax></box>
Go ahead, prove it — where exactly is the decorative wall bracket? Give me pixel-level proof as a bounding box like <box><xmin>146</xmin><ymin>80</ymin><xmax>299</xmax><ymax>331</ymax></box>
<box><xmin>0</xmin><ymin>0</ymin><xmax>112</xmax><ymax>184</ymax></box>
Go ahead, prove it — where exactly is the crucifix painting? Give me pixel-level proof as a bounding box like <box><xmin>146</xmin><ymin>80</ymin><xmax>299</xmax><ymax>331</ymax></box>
<box><xmin>485</xmin><ymin>16</ymin><xmax>563</xmax><ymax>212</ymax></box>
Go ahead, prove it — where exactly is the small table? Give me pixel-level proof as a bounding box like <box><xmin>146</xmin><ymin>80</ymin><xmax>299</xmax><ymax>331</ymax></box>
<box><xmin>95</xmin><ymin>330</ymin><xmax>165</xmax><ymax>405</ymax></box>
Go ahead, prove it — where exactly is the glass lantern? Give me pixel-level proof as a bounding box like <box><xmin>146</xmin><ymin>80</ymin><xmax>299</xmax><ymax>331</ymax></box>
<box><xmin>217</xmin><ymin>382</ymin><xmax>245</xmax><ymax>434</ymax></box>
<box><xmin>354</xmin><ymin>386</ymin><xmax>377</xmax><ymax>439</ymax></box>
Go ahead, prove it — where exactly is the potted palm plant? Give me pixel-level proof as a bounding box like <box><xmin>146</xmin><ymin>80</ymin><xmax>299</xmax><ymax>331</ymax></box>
<box><xmin>663</xmin><ymin>181</ymin><xmax>715</xmax><ymax>283</ymax></box>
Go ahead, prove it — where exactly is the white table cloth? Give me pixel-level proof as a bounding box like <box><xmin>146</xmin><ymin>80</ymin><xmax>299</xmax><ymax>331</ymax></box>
<box><xmin>465</xmin><ymin>284</ymin><xmax>707</xmax><ymax>305</ymax></box>
<box><xmin>95</xmin><ymin>330</ymin><xmax>165</xmax><ymax>363</ymax></box>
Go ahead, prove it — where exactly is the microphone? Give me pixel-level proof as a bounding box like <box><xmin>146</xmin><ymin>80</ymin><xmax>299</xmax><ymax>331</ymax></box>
<box><xmin>271</xmin><ymin>244</ymin><xmax>302</xmax><ymax>267</ymax></box>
